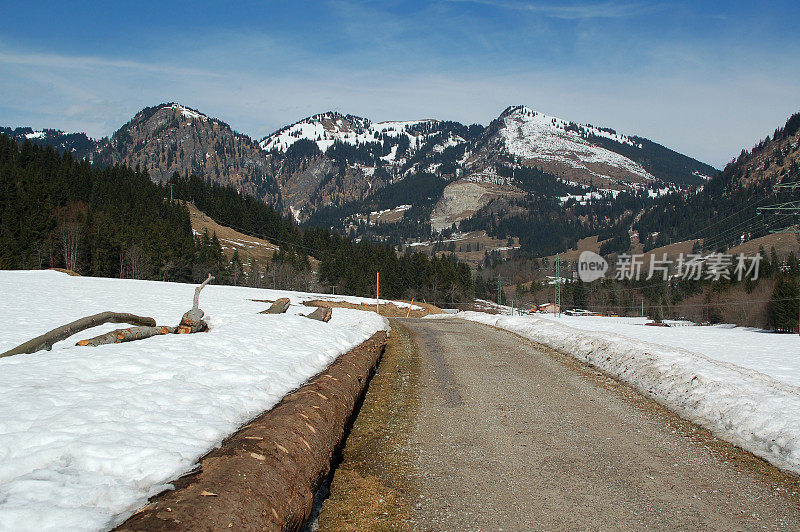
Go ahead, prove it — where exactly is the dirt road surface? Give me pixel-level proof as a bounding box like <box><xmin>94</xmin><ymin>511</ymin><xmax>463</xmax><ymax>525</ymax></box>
<box><xmin>399</xmin><ymin>318</ymin><xmax>800</xmax><ymax>530</ymax></box>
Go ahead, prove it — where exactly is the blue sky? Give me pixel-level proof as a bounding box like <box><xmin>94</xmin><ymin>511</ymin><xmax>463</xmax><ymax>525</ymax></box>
<box><xmin>1</xmin><ymin>1</ymin><xmax>798</xmax><ymax>167</ymax></box>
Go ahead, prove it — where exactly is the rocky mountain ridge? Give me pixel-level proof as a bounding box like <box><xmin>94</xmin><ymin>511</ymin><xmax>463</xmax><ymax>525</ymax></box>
<box><xmin>4</xmin><ymin>102</ymin><xmax>719</xmax><ymax>254</ymax></box>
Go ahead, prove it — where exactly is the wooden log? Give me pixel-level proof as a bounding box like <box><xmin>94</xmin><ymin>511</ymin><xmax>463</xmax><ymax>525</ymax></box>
<box><xmin>260</xmin><ymin>297</ymin><xmax>290</xmax><ymax>314</ymax></box>
<box><xmin>177</xmin><ymin>308</ymin><xmax>207</xmax><ymax>334</ymax></box>
<box><xmin>305</xmin><ymin>306</ymin><xmax>332</xmax><ymax>322</ymax></box>
<box><xmin>113</xmin><ymin>331</ymin><xmax>388</xmax><ymax>532</ymax></box>
<box><xmin>1</xmin><ymin>312</ymin><xmax>157</xmax><ymax>358</ymax></box>
<box><xmin>6</xmin><ymin>276</ymin><xmax>215</xmax><ymax>356</ymax></box>
<box><xmin>77</xmin><ymin>326</ymin><xmax>176</xmax><ymax>347</ymax></box>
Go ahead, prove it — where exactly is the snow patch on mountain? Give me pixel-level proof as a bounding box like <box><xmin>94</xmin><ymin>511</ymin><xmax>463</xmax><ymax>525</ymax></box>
<box><xmin>167</xmin><ymin>104</ymin><xmax>207</xmax><ymax>122</ymax></box>
<box><xmin>499</xmin><ymin>106</ymin><xmax>654</xmax><ymax>181</ymax></box>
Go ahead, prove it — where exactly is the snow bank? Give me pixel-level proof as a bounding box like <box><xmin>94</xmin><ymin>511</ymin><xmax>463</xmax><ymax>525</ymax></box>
<box><xmin>0</xmin><ymin>271</ymin><xmax>388</xmax><ymax>532</ymax></box>
<box><xmin>534</xmin><ymin>314</ymin><xmax>800</xmax><ymax>388</ymax></box>
<box><xmin>447</xmin><ymin>312</ymin><xmax>800</xmax><ymax>475</ymax></box>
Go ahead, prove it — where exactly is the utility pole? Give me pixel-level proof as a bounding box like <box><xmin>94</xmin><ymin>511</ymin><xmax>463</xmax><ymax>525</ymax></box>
<box><xmin>554</xmin><ymin>253</ymin><xmax>562</xmax><ymax>318</ymax></box>
<box><xmin>757</xmin><ymin>181</ymin><xmax>800</xmax><ymax>335</ymax></box>
<box><xmin>497</xmin><ymin>274</ymin><xmax>502</xmax><ymax>306</ymax></box>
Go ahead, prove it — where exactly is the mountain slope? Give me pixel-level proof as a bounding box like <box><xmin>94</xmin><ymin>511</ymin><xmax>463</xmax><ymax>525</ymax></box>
<box><xmin>95</xmin><ymin>103</ymin><xmax>280</xmax><ymax>204</ymax></box>
<box><xmin>635</xmin><ymin>112</ymin><xmax>800</xmax><ymax>251</ymax></box>
<box><xmin>473</xmin><ymin>105</ymin><xmax>715</xmax><ymax>188</ymax></box>
<box><xmin>0</xmin><ymin>127</ymin><xmax>96</xmax><ymax>160</ymax></box>
<box><xmin>259</xmin><ymin>112</ymin><xmax>477</xmax><ymax>220</ymax></box>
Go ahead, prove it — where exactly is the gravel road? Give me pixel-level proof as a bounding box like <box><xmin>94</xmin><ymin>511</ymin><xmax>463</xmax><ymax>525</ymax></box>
<box><xmin>402</xmin><ymin>318</ymin><xmax>800</xmax><ymax>531</ymax></box>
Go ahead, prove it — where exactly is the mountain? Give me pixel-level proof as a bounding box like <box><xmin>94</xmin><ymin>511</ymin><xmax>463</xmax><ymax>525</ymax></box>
<box><xmin>259</xmin><ymin>111</ymin><xmax>479</xmax><ymax>221</ymax></box>
<box><xmin>476</xmin><ymin>105</ymin><xmax>715</xmax><ymax>188</ymax></box>
<box><xmin>0</xmin><ymin>127</ymin><xmax>96</xmax><ymax>160</ymax></box>
<box><xmin>4</xmin><ymin>103</ymin><xmax>719</xmax><ymax>257</ymax></box>
<box><xmin>94</xmin><ymin>103</ymin><xmax>280</xmax><ymax>205</ymax></box>
<box><xmin>635</xmin><ymin>112</ymin><xmax>800</xmax><ymax>251</ymax></box>
<box><xmin>0</xmin><ymin>134</ymin><xmax>474</xmax><ymax>303</ymax></box>
<box><xmin>268</xmin><ymin>106</ymin><xmax>715</xmax><ymax>237</ymax></box>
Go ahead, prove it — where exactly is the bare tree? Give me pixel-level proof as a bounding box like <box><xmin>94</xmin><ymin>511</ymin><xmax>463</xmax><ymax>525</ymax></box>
<box><xmin>58</xmin><ymin>222</ymin><xmax>82</xmax><ymax>272</ymax></box>
<box><xmin>125</xmin><ymin>245</ymin><xmax>147</xmax><ymax>280</ymax></box>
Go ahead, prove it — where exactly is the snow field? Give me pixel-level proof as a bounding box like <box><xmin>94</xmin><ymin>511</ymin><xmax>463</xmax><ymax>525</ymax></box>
<box><xmin>444</xmin><ymin>311</ymin><xmax>800</xmax><ymax>475</ymax></box>
<box><xmin>500</xmin><ymin>106</ymin><xmax>654</xmax><ymax>181</ymax></box>
<box><xmin>0</xmin><ymin>270</ymin><xmax>388</xmax><ymax>532</ymax></box>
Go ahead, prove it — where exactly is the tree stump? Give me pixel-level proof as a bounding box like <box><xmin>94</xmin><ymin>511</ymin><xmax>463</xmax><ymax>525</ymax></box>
<box><xmin>305</xmin><ymin>306</ymin><xmax>332</xmax><ymax>322</ymax></box>
<box><xmin>260</xmin><ymin>298</ymin><xmax>290</xmax><ymax>314</ymax></box>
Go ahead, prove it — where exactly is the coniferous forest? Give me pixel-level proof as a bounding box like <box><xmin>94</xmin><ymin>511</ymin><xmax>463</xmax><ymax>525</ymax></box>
<box><xmin>0</xmin><ymin>134</ymin><xmax>473</xmax><ymax>303</ymax></box>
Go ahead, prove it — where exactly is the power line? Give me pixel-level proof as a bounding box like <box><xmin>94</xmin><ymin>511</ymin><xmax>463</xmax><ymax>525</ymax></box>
<box><xmin>757</xmin><ymin>187</ymin><xmax>800</xmax><ymax>334</ymax></box>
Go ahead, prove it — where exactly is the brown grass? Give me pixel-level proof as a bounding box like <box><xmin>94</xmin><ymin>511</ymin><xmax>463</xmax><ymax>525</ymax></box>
<box><xmin>302</xmin><ymin>299</ymin><xmax>444</xmax><ymax>318</ymax></box>
<box><xmin>184</xmin><ymin>202</ymin><xmax>320</xmax><ymax>268</ymax></box>
<box><xmin>49</xmin><ymin>268</ymin><xmax>81</xmax><ymax>276</ymax></box>
<box><xmin>316</xmin><ymin>320</ymin><xmax>420</xmax><ymax>531</ymax></box>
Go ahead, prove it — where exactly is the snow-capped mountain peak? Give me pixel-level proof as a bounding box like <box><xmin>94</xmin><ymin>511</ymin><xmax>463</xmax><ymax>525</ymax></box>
<box><xmin>499</xmin><ymin>105</ymin><xmax>639</xmax><ymax>147</ymax></box>
<box><xmin>493</xmin><ymin>105</ymin><xmax>653</xmax><ymax>185</ymax></box>
<box><xmin>259</xmin><ymin>112</ymin><xmax>439</xmax><ymax>154</ymax></box>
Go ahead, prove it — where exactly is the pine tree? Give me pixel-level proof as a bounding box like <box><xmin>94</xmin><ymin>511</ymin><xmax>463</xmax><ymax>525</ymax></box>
<box><xmin>769</xmin><ymin>276</ymin><xmax>799</xmax><ymax>332</ymax></box>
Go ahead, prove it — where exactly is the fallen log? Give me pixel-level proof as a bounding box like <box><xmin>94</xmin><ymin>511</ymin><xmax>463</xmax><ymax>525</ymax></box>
<box><xmin>260</xmin><ymin>297</ymin><xmax>290</xmax><ymax>314</ymax></box>
<box><xmin>3</xmin><ymin>275</ymin><xmax>217</xmax><ymax>355</ymax></box>
<box><xmin>305</xmin><ymin>306</ymin><xmax>332</xmax><ymax>322</ymax></box>
<box><xmin>1</xmin><ymin>312</ymin><xmax>157</xmax><ymax>358</ymax></box>
<box><xmin>82</xmin><ymin>275</ymin><xmax>215</xmax><ymax>345</ymax></box>
<box><xmin>77</xmin><ymin>326</ymin><xmax>176</xmax><ymax>347</ymax></box>
<box><xmin>114</xmin><ymin>331</ymin><xmax>388</xmax><ymax>532</ymax></box>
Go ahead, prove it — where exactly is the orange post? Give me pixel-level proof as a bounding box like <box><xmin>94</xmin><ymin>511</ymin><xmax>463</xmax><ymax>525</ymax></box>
<box><xmin>376</xmin><ymin>271</ymin><xmax>380</xmax><ymax>315</ymax></box>
<box><xmin>406</xmin><ymin>297</ymin><xmax>414</xmax><ymax>318</ymax></box>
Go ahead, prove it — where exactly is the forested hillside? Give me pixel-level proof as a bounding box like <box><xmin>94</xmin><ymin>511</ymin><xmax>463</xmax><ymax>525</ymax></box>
<box><xmin>167</xmin><ymin>174</ymin><xmax>474</xmax><ymax>303</ymax></box>
<box><xmin>635</xmin><ymin>112</ymin><xmax>800</xmax><ymax>251</ymax></box>
<box><xmin>0</xmin><ymin>133</ymin><xmax>473</xmax><ymax>304</ymax></box>
<box><xmin>4</xmin><ymin>102</ymin><xmax>720</xmax><ymax>260</ymax></box>
<box><xmin>0</xmin><ymin>127</ymin><xmax>96</xmax><ymax>160</ymax></box>
<box><xmin>0</xmin><ymin>134</ymin><xmax>224</xmax><ymax>281</ymax></box>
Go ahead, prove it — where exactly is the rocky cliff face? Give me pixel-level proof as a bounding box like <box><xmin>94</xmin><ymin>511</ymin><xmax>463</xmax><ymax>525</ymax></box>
<box><xmin>95</xmin><ymin>103</ymin><xmax>280</xmax><ymax>205</ymax></box>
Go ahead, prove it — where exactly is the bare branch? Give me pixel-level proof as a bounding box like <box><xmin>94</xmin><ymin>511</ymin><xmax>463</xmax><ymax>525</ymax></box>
<box><xmin>193</xmin><ymin>273</ymin><xmax>214</xmax><ymax>309</ymax></box>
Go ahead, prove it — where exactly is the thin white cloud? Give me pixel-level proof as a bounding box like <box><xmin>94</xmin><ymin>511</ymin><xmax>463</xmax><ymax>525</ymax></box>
<box><xmin>1</xmin><ymin>19</ymin><xmax>798</xmax><ymax>168</ymax></box>
<box><xmin>0</xmin><ymin>50</ymin><xmax>221</xmax><ymax>78</ymax></box>
<box><xmin>443</xmin><ymin>0</ymin><xmax>660</xmax><ymax>19</ymax></box>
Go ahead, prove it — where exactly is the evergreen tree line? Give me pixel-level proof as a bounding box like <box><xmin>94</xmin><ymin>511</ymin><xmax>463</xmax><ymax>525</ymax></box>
<box><xmin>1</xmin><ymin>134</ymin><xmax>474</xmax><ymax>303</ymax></box>
<box><xmin>0</xmin><ymin>135</ymin><xmax>228</xmax><ymax>281</ymax></box>
<box><xmin>460</xmin><ymin>186</ymin><xmax>657</xmax><ymax>258</ymax></box>
<box><xmin>635</xmin><ymin>112</ymin><xmax>800</xmax><ymax>252</ymax></box>
<box><xmin>167</xmin><ymin>173</ymin><xmax>473</xmax><ymax>302</ymax></box>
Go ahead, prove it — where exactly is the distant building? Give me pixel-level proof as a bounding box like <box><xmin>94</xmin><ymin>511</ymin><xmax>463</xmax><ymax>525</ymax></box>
<box><xmin>536</xmin><ymin>302</ymin><xmax>560</xmax><ymax>314</ymax></box>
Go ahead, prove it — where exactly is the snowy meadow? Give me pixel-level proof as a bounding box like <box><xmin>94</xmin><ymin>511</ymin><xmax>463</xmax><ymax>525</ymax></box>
<box><xmin>0</xmin><ymin>270</ymin><xmax>387</xmax><ymax>531</ymax></box>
